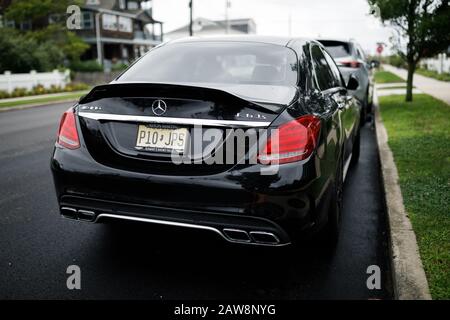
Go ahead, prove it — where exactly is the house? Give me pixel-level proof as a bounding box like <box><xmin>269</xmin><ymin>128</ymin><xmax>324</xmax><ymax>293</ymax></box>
<box><xmin>165</xmin><ymin>17</ymin><xmax>256</xmax><ymax>41</ymax></box>
<box><xmin>76</xmin><ymin>0</ymin><xmax>163</xmax><ymax>66</ymax></box>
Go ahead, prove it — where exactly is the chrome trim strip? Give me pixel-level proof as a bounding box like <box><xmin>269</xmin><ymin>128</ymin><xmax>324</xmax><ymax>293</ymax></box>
<box><xmin>78</xmin><ymin>112</ymin><xmax>271</xmax><ymax>128</ymax></box>
<box><xmin>95</xmin><ymin>213</ymin><xmax>290</xmax><ymax>247</ymax></box>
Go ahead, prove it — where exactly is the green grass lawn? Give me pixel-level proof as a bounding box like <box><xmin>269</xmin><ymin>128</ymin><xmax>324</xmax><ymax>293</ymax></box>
<box><xmin>379</xmin><ymin>94</ymin><xmax>450</xmax><ymax>299</ymax></box>
<box><xmin>0</xmin><ymin>91</ymin><xmax>87</xmax><ymax>109</ymax></box>
<box><xmin>416</xmin><ymin>68</ymin><xmax>450</xmax><ymax>82</ymax></box>
<box><xmin>374</xmin><ymin>71</ymin><xmax>406</xmax><ymax>84</ymax></box>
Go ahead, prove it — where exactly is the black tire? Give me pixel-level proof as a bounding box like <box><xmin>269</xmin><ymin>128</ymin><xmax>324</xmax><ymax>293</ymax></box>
<box><xmin>360</xmin><ymin>87</ymin><xmax>372</xmax><ymax>125</ymax></box>
<box><xmin>324</xmin><ymin>156</ymin><xmax>344</xmax><ymax>244</ymax></box>
<box><xmin>360</xmin><ymin>105</ymin><xmax>366</xmax><ymax>127</ymax></box>
<box><xmin>367</xmin><ymin>86</ymin><xmax>373</xmax><ymax>113</ymax></box>
<box><xmin>351</xmin><ymin>130</ymin><xmax>360</xmax><ymax>166</ymax></box>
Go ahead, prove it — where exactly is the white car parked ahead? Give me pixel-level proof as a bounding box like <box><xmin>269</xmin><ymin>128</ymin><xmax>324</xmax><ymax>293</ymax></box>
<box><xmin>318</xmin><ymin>39</ymin><xmax>374</xmax><ymax>122</ymax></box>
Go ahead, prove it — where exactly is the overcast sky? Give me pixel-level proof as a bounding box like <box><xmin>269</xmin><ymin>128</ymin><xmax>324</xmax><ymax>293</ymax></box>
<box><xmin>152</xmin><ymin>0</ymin><xmax>395</xmax><ymax>55</ymax></box>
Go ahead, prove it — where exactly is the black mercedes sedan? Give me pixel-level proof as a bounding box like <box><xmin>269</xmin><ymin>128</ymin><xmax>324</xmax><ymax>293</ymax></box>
<box><xmin>51</xmin><ymin>36</ymin><xmax>361</xmax><ymax>247</ymax></box>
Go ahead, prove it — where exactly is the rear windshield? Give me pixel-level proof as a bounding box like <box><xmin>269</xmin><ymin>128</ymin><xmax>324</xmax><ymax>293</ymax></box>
<box><xmin>319</xmin><ymin>41</ymin><xmax>352</xmax><ymax>58</ymax></box>
<box><xmin>117</xmin><ymin>42</ymin><xmax>298</xmax><ymax>86</ymax></box>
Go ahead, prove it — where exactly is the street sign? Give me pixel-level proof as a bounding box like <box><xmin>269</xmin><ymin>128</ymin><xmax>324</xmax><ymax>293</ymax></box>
<box><xmin>377</xmin><ymin>44</ymin><xmax>384</xmax><ymax>54</ymax></box>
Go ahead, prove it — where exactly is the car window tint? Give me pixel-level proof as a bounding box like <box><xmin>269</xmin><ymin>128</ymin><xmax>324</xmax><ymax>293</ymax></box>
<box><xmin>311</xmin><ymin>45</ymin><xmax>336</xmax><ymax>90</ymax></box>
<box><xmin>117</xmin><ymin>42</ymin><xmax>299</xmax><ymax>86</ymax></box>
<box><xmin>322</xmin><ymin>49</ymin><xmax>344</xmax><ymax>88</ymax></box>
<box><xmin>318</xmin><ymin>41</ymin><xmax>351</xmax><ymax>58</ymax></box>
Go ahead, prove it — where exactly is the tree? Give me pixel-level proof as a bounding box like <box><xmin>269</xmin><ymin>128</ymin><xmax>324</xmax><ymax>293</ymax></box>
<box><xmin>3</xmin><ymin>0</ymin><xmax>88</xmax><ymax>70</ymax></box>
<box><xmin>4</xmin><ymin>0</ymin><xmax>81</xmax><ymax>23</ymax></box>
<box><xmin>369</xmin><ymin>0</ymin><xmax>450</xmax><ymax>102</ymax></box>
<box><xmin>30</xmin><ymin>24</ymin><xmax>89</xmax><ymax>63</ymax></box>
<box><xmin>0</xmin><ymin>28</ymin><xmax>64</xmax><ymax>73</ymax></box>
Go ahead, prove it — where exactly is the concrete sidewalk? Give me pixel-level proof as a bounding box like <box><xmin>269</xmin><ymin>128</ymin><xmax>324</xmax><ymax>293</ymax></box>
<box><xmin>383</xmin><ymin>65</ymin><xmax>450</xmax><ymax>105</ymax></box>
<box><xmin>377</xmin><ymin>88</ymin><xmax>423</xmax><ymax>97</ymax></box>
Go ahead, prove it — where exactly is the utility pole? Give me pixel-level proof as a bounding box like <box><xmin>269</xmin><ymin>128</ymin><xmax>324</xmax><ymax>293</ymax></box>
<box><xmin>288</xmin><ymin>13</ymin><xmax>292</xmax><ymax>37</ymax></box>
<box><xmin>95</xmin><ymin>12</ymin><xmax>103</xmax><ymax>66</ymax></box>
<box><xmin>225</xmin><ymin>0</ymin><xmax>231</xmax><ymax>34</ymax></box>
<box><xmin>189</xmin><ymin>0</ymin><xmax>193</xmax><ymax>36</ymax></box>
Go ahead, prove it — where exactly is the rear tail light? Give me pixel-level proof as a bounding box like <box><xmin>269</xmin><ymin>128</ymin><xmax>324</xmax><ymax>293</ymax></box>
<box><xmin>338</xmin><ymin>60</ymin><xmax>361</xmax><ymax>68</ymax></box>
<box><xmin>258</xmin><ymin>115</ymin><xmax>321</xmax><ymax>165</ymax></box>
<box><xmin>57</xmin><ymin>109</ymin><xmax>80</xmax><ymax>149</ymax></box>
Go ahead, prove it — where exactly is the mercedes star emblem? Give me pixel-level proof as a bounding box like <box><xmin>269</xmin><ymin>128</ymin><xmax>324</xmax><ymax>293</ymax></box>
<box><xmin>151</xmin><ymin>99</ymin><xmax>167</xmax><ymax>116</ymax></box>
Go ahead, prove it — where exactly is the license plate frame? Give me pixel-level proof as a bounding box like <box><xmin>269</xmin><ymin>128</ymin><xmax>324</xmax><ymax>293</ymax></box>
<box><xmin>135</xmin><ymin>124</ymin><xmax>188</xmax><ymax>154</ymax></box>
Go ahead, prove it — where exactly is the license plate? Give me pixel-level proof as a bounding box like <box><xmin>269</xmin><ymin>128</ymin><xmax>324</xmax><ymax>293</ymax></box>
<box><xmin>135</xmin><ymin>124</ymin><xmax>188</xmax><ymax>153</ymax></box>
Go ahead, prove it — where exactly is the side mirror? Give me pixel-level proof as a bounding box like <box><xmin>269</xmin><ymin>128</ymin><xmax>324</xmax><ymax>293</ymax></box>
<box><xmin>346</xmin><ymin>75</ymin><xmax>359</xmax><ymax>91</ymax></box>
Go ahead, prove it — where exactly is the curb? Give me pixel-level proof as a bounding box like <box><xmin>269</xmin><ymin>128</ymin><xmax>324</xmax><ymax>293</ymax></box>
<box><xmin>373</xmin><ymin>91</ymin><xmax>432</xmax><ymax>300</ymax></box>
<box><xmin>0</xmin><ymin>98</ymin><xmax>79</xmax><ymax>113</ymax></box>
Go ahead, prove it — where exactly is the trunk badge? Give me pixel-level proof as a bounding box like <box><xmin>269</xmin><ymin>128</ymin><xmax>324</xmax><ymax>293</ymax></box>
<box><xmin>152</xmin><ymin>99</ymin><xmax>167</xmax><ymax>116</ymax></box>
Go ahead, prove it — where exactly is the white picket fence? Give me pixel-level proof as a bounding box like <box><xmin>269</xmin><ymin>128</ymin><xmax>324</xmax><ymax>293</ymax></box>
<box><xmin>0</xmin><ymin>69</ymin><xmax>71</xmax><ymax>93</ymax></box>
<box><xmin>420</xmin><ymin>53</ymin><xmax>450</xmax><ymax>74</ymax></box>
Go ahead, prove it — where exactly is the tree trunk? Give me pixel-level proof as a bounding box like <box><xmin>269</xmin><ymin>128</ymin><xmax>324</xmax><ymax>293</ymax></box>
<box><xmin>405</xmin><ymin>61</ymin><xmax>416</xmax><ymax>102</ymax></box>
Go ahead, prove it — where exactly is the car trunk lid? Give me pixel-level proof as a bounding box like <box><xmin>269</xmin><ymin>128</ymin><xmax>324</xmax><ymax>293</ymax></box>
<box><xmin>76</xmin><ymin>83</ymin><xmax>297</xmax><ymax>175</ymax></box>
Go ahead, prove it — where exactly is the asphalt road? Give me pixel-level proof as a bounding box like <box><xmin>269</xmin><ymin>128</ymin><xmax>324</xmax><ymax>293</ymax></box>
<box><xmin>0</xmin><ymin>103</ymin><xmax>392</xmax><ymax>299</ymax></box>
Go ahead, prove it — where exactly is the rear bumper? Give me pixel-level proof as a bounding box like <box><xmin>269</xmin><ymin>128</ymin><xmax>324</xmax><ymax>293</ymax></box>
<box><xmin>59</xmin><ymin>195</ymin><xmax>290</xmax><ymax>246</ymax></box>
<box><xmin>51</xmin><ymin>144</ymin><xmax>332</xmax><ymax>246</ymax></box>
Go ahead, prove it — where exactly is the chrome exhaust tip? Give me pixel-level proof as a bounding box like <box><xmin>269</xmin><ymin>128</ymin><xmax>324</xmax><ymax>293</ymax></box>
<box><xmin>77</xmin><ymin>209</ymin><xmax>95</xmax><ymax>222</ymax></box>
<box><xmin>249</xmin><ymin>231</ymin><xmax>280</xmax><ymax>245</ymax></box>
<box><xmin>61</xmin><ymin>207</ymin><xmax>77</xmax><ymax>219</ymax></box>
<box><xmin>60</xmin><ymin>207</ymin><xmax>96</xmax><ymax>222</ymax></box>
<box><xmin>222</xmin><ymin>228</ymin><xmax>251</xmax><ymax>243</ymax></box>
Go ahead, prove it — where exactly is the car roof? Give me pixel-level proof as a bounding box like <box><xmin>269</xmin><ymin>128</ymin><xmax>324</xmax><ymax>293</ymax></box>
<box><xmin>168</xmin><ymin>35</ymin><xmax>312</xmax><ymax>47</ymax></box>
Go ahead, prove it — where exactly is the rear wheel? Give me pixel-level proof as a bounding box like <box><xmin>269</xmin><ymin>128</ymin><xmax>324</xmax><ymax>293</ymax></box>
<box><xmin>351</xmin><ymin>130</ymin><xmax>360</xmax><ymax>166</ymax></box>
<box><xmin>367</xmin><ymin>86</ymin><xmax>373</xmax><ymax>113</ymax></box>
<box><xmin>364</xmin><ymin>86</ymin><xmax>373</xmax><ymax>121</ymax></box>
<box><xmin>360</xmin><ymin>99</ymin><xmax>367</xmax><ymax>126</ymax></box>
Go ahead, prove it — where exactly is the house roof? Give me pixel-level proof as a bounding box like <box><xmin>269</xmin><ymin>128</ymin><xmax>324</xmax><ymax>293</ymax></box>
<box><xmin>167</xmin><ymin>17</ymin><xmax>255</xmax><ymax>34</ymax></box>
<box><xmin>84</xmin><ymin>0</ymin><xmax>116</xmax><ymax>11</ymax></box>
<box><xmin>134</xmin><ymin>9</ymin><xmax>162</xmax><ymax>24</ymax></box>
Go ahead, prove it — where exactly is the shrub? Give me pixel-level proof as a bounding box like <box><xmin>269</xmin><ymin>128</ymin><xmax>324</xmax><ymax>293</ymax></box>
<box><xmin>0</xmin><ymin>82</ymin><xmax>89</xmax><ymax>100</ymax></box>
<box><xmin>416</xmin><ymin>68</ymin><xmax>450</xmax><ymax>82</ymax></box>
<box><xmin>0</xmin><ymin>90</ymin><xmax>9</xmax><ymax>99</ymax></box>
<box><xmin>0</xmin><ymin>28</ymin><xmax>65</xmax><ymax>73</ymax></box>
<box><xmin>64</xmin><ymin>82</ymin><xmax>89</xmax><ymax>92</ymax></box>
<box><xmin>10</xmin><ymin>87</ymin><xmax>28</xmax><ymax>98</ymax></box>
<box><xmin>388</xmin><ymin>55</ymin><xmax>408</xmax><ymax>69</ymax></box>
<box><xmin>72</xmin><ymin>82</ymin><xmax>89</xmax><ymax>91</ymax></box>
<box><xmin>48</xmin><ymin>84</ymin><xmax>62</xmax><ymax>93</ymax></box>
<box><xmin>32</xmin><ymin>84</ymin><xmax>48</xmax><ymax>95</ymax></box>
